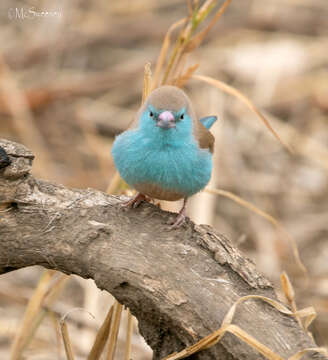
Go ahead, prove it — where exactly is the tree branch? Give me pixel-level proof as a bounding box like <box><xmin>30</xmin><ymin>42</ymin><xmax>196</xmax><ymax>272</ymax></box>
<box><xmin>0</xmin><ymin>138</ymin><xmax>324</xmax><ymax>360</ymax></box>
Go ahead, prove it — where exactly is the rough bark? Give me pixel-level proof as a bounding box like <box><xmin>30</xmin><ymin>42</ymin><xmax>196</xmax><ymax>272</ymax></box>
<box><xmin>0</xmin><ymin>138</ymin><xmax>324</xmax><ymax>360</ymax></box>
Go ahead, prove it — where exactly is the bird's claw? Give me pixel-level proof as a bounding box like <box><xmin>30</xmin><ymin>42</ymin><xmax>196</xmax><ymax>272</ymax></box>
<box><xmin>121</xmin><ymin>193</ymin><xmax>147</xmax><ymax>209</ymax></box>
<box><xmin>167</xmin><ymin>213</ymin><xmax>186</xmax><ymax>230</ymax></box>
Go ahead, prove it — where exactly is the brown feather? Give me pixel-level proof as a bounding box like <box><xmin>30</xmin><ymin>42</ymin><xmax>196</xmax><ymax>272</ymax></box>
<box><xmin>147</xmin><ymin>85</ymin><xmax>188</xmax><ymax>111</ymax></box>
<box><xmin>134</xmin><ymin>182</ymin><xmax>184</xmax><ymax>201</ymax></box>
<box><xmin>194</xmin><ymin>120</ymin><xmax>215</xmax><ymax>153</ymax></box>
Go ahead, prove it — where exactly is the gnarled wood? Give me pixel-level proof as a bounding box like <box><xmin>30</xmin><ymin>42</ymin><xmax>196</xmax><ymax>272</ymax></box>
<box><xmin>0</xmin><ymin>138</ymin><xmax>324</xmax><ymax>360</ymax></box>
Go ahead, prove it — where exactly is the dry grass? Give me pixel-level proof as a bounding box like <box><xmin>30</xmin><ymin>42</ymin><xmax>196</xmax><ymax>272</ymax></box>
<box><xmin>105</xmin><ymin>301</ymin><xmax>124</xmax><ymax>360</ymax></box>
<box><xmin>192</xmin><ymin>74</ymin><xmax>293</xmax><ymax>152</ymax></box>
<box><xmin>10</xmin><ymin>271</ymin><xmax>69</xmax><ymax>359</ymax></box>
<box><xmin>205</xmin><ymin>187</ymin><xmax>307</xmax><ymax>277</ymax></box>
<box><xmin>87</xmin><ymin>306</ymin><xmax>114</xmax><ymax>360</ymax></box>
<box><xmin>124</xmin><ymin>310</ymin><xmax>134</xmax><ymax>360</ymax></box>
<box><xmin>163</xmin><ymin>292</ymin><xmax>325</xmax><ymax>360</ymax></box>
<box><xmin>60</xmin><ymin>320</ymin><xmax>75</xmax><ymax>360</ymax></box>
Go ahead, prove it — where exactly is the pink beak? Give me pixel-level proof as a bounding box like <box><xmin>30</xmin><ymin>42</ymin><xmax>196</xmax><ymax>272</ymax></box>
<box><xmin>157</xmin><ymin>111</ymin><xmax>176</xmax><ymax>129</ymax></box>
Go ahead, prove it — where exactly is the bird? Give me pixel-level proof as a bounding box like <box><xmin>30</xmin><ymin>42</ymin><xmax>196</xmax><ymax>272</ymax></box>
<box><xmin>112</xmin><ymin>85</ymin><xmax>217</xmax><ymax>228</ymax></box>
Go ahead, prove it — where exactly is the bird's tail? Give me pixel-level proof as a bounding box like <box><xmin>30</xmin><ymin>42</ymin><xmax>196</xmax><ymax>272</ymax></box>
<box><xmin>200</xmin><ymin>116</ymin><xmax>217</xmax><ymax>129</ymax></box>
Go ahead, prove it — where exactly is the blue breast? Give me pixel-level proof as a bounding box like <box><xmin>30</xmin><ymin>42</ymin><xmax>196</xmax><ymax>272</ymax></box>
<box><xmin>112</xmin><ymin>130</ymin><xmax>212</xmax><ymax>198</ymax></box>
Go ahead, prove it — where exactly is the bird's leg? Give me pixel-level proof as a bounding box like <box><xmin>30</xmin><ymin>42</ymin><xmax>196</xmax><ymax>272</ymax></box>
<box><xmin>121</xmin><ymin>192</ymin><xmax>147</xmax><ymax>208</ymax></box>
<box><xmin>168</xmin><ymin>198</ymin><xmax>188</xmax><ymax>229</ymax></box>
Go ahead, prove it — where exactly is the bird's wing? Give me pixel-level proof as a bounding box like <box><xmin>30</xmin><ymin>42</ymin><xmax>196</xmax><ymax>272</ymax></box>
<box><xmin>195</xmin><ymin>120</ymin><xmax>215</xmax><ymax>153</ymax></box>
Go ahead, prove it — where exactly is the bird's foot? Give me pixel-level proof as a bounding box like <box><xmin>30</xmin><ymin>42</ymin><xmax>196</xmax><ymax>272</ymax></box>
<box><xmin>167</xmin><ymin>197</ymin><xmax>188</xmax><ymax>229</ymax></box>
<box><xmin>167</xmin><ymin>212</ymin><xmax>186</xmax><ymax>229</ymax></box>
<box><xmin>121</xmin><ymin>193</ymin><xmax>147</xmax><ymax>209</ymax></box>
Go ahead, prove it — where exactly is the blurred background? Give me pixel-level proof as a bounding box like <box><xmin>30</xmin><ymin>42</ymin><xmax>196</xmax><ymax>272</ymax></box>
<box><xmin>0</xmin><ymin>0</ymin><xmax>327</xmax><ymax>358</ymax></box>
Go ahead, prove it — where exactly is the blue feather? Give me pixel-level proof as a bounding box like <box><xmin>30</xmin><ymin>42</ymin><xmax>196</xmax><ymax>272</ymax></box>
<box><xmin>112</xmin><ymin>109</ymin><xmax>212</xmax><ymax>198</ymax></box>
<box><xmin>200</xmin><ymin>116</ymin><xmax>217</xmax><ymax>129</ymax></box>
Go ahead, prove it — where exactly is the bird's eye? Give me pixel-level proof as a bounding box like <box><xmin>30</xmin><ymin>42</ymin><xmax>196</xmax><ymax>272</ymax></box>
<box><xmin>149</xmin><ymin>111</ymin><xmax>154</xmax><ymax>117</ymax></box>
<box><xmin>180</xmin><ymin>114</ymin><xmax>184</xmax><ymax>120</ymax></box>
